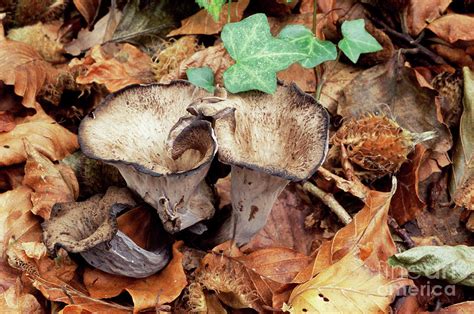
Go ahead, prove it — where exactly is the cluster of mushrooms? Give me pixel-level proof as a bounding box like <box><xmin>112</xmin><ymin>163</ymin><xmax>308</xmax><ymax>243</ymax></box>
<box><xmin>42</xmin><ymin>81</ymin><xmax>329</xmax><ymax>278</ymax></box>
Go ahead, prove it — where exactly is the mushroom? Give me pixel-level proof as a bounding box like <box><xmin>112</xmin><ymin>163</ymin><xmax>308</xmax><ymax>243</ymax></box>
<box><xmin>78</xmin><ymin>82</ymin><xmax>218</xmax><ymax>233</ymax></box>
<box><xmin>189</xmin><ymin>84</ymin><xmax>329</xmax><ymax>245</ymax></box>
<box><xmin>42</xmin><ymin>187</ymin><xmax>171</xmax><ymax>278</ymax></box>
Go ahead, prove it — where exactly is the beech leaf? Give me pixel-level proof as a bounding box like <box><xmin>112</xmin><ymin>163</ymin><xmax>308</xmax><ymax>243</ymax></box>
<box><xmin>389</xmin><ymin>245</ymin><xmax>474</xmax><ymax>286</ymax></box>
<box><xmin>278</xmin><ymin>24</ymin><xmax>337</xmax><ymax>68</ymax></box>
<box><xmin>222</xmin><ymin>13</ymin><xmax>307</xmax><ymax>93</ymax></box>
<box><xmin>186</xmin><ymin>67</ymin><xmax>216</xmax><ymax>92</ymax></box>
<box><xmin>338</xmin><ymin>19</ymin><xmax>383</xmax><ymax>63</ymax></box>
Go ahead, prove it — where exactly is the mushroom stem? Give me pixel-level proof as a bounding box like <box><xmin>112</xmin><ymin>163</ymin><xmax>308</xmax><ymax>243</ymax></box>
<box><xmin>301</xmin><ymin>181</ymin><xmax>352</xmax><ymax>225</ymax></box>
<box><xmin>213</xmin><ymin>166</ymin><xmax>289</xmax><ymax>246</ymax></box>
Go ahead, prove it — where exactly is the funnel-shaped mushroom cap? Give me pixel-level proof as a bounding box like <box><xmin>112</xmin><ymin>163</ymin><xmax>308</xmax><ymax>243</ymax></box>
<box><xmin>214</xmin><ymin>83</ymin><xmax>329</xmax><ymax>180</ymax></box>
<box><xmin>42</xmin><ymin>187</ymin><xmax>171</xmax><ymax>278</ymax></box>
<box><xmin>79</xmin><ymin>82</ymin><xmax>218</xmax><ymax>232</ymax></box>
<box><xmin>191</xmin><ymin>83</ymin><xmax>329</xmax><ymax>245</ymax></box>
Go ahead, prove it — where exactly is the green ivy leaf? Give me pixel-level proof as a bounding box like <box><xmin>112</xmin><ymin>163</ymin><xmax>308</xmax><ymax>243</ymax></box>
<box><xmin>195</xmin><ymin>0</ymin><xmax>226</xmax><ymax>22</ymax></box>
<box><xmin>186</xmin><ymin>67</ymin><xmax>216</xmax><ymax>93</ymax></box>
<box><xmin>388</xmin><ymin>245</ymin><xmax>474</xmax><ymax>287</ymax></box>
<box><xmin>278</xmin><ymin>25</ymin><xmax>337</xmax><ymax>68</ymax></box>
<box><xmin>338</xmin><ymin>19</ymin><xmax>382</xmax><ymax>63</ymax></box>
<box><xmin>222</xmin><ymin>13</ymin><xmax>307</xmax><ymax>94</ymax></box>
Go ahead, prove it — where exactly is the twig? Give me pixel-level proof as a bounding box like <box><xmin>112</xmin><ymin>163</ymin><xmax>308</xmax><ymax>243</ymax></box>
<box><xmin>317</xmin><ymin>166</ymin><xmax>368</xmax><ymax>201</ymax></box>
<box><xmin>369</xmin><ymin>16</ymin><xmax>446</xmax><ymax>65</ymax></box>
<box><xmin>387</xmin><ymin>216</ymin><xmax>415</xmax><ymax>248</ymax></box>
<box><xmin>302</xmin><ymin>181</ymin><xmax>352</xmax><ymax>225</ymax></box>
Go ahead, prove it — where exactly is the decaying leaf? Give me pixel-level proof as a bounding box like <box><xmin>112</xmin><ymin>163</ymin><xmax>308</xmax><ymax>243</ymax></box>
<box><xmin>84</xmin><ymin>241</ymin><xmax>187</xmax><ymax>312</ymax></box>
<box><xmin>23</xmin><ymin>140</ymin><xmax>79</xmax><ymax>220</ymax></box>
<box><xmin>0</xmin><ymin>279</ymin><xmax>42</xmax><ymax>313</ymax></box>
<box><xmin>436</xmin><ymin>301</ymin><xmax>474</xmax><ymax>313</ymax></box>
<box><xmin>427</xmin><ymin>14</ymin><xmax>474</xmax><ymax>44</ymax></box>
<box><xmin>450</xmin><ymin>67</ymin><xmax>474</xmax><ymax>210</ymax></box>
<box><xmin>287</xmin><ymin>249</ymin><xmax>410</xmax><ymax>313</ymax></box>
<box><xmin>194</xmin><ymin>242</ymin><xmax>311</xmax><ymax>310</ymax></box>
<box><xmin>160</xmin><ymin>43</ymin><xmax>233</xmax><ymax>86</ymax></box>
<box><xmin>0</xmin><ymin>111</ymin><xmax>16</xmax><ymax>132</ymax></box>
<box><xmin>72</xmin><ymin>43</ymin><xmax>156</xmax><ymax>92</ymax></box>
<box><xmin>0</xmin><ymin>29</ymin><xmax>60</xmax><ymax>108</ymax></box>
<box><xmin>0</xmin><ymin>107</ymin><xmax>78</xmax><ymax>166</ymax></box>
<box><xmin>294</xmin><ymin>179</ymin><xmax>404</xmax><ymax>282</ymax></box>
<box><xmin>168</xmin><ymin>0</ymin><xmax>250</xmax><ymax>36</ymax></box>
<box><xmin>73</xmin><ymin>0</ymin><xmax>101</xmax><ymax>25</ymax></box>
<box><xmin>389</xmin><ymin>245</ymin><xmax>474</xmax><ymax>286</ymax></box>
<box><xmin>390</xmin><ymin>145</ymin><xmax>427</xmax><ymax>225</ymax></box>
<box><xmin>65</xmin><ymin>9</ymin><xmax>122</xmax><ymax>56</ymax></box>
<box><xmin>339</xmin><ymin>55</ymin><xmax>452</xmax><ymax>154</ymax></box>
<box><xmin>405</xmin><ymin>0</ymin><xmax>451</xmax><ymax>36</ymax></box>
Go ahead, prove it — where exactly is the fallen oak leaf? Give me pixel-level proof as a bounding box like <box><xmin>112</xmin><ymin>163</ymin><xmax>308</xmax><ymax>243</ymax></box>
<box><xmin>0</xmin><ymin>106</ymin><xmax>78</xmax><ymax>167</ymax></box>
<box><xmin>22</xmin><ymin>140</ymin><xmax>79</xmax><ymax>220</ymax></box>
<box><xmin>0</xmin><ymin>23</ymin><xmax>60</xmax><ymax>108</ymax></box>
<box><xmin>72</xmin><ymin>43</ymin><xmax>156</xmax><ymax>92</ymax></box>
<box><xmin>84</xmin><ymin>241</ymin><xmax>187</xmax><ymax>312</ymax></box>
<box><xmin>168</xmin><ymin>0</ymin><xmax>250</xmax><ymax>36</ymax></box>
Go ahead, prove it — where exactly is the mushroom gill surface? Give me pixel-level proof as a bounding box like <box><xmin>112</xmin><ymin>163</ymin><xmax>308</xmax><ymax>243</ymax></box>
<box><xmin>191</xmin><ymin>83</ymin><xmax>330</xmax><ymax>245</ymax></box>
<box><xmin>79</xmin><ymin>82</ymin><xmax>217</xmax><ymax>232</ymax></box>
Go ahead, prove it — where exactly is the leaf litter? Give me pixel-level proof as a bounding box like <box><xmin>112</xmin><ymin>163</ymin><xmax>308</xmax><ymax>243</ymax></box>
<box><xmin>0</xmin><ymin>1</ymin><xmax>473</xmax><ymax>313</ymax></box>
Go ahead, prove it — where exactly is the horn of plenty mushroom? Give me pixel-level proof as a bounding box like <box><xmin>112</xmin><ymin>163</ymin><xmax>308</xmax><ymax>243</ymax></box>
<box><xmin>190</xmin><ymin>84</ymin><xmax>330</xmax><ymax>246</ymax></box>
<box><xmin>78</xmin><ymin>82</ymin><xmax>218</xmax><ymax>233</ymax></box>
<box><xmin>42</xmin><ymin>187</ymin><xmax>171</xmax><ymax>278</ymax></box>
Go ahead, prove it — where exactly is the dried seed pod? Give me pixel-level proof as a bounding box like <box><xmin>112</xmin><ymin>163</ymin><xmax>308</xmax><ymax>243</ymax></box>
<box><xmin>331</xmin><ymin>114</ymin><xmax>434</xmax><ymax>180</ymax></box>
<box><xmin>42</xmin><ymin>187</ymin><xmax>171</xmax><ymax>278</ymax></box>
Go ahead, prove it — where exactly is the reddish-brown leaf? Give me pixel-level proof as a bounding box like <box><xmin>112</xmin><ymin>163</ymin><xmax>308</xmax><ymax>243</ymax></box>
<box><xmin>427</xmin><ymin>14</ymin><xmax>474</xmax><ymax>43</ymax></box>
<box><xmin>0</xmin><ymin>111</ymin><xmax>15</xmax><ymax>132</ymax></box>
<box><xmin>168</xmin><ymin>0</ymin><xmax>250</xmax><ymax>36</ymax></box>
<box><xmin>73</xmin><ymin>0</ymin><xmax>101</xmax><ymax>25</ymax></box>
<box><xmin>390</xmin><ymin>144</ymin><xmax>427</xmax><ymax>225</ymax></box>
<box><xmin>405</xmin><ymin>0</ymin><xmax>451</xmax><ymax>36</ymax></box>
<box><xmin>22</xmin><ymin>141</ymin><xmax>79</xmax><ymax>220</ymax></box>
<box><xmin>0</xmin><ymin>279</ymin><xmax>42</xmax><ymax>313</ymax></box>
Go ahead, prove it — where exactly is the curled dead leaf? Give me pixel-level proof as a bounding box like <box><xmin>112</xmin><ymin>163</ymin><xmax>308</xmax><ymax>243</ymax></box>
<box><xmin>22</xmin><ymin>140</ymin><xmax>79</xmax><ymax>220</ymax></box>
<box><xmin>73</xmin><ymin>0</ymin><xmax>101</xmax><ymax>25</ymax></box>
<box><xmin>0</xmin><ymin>34</ymin><xmax>60</xmax><ymax>108</ymax></box>
<box><xmin>0</xmin><ymin>106</ymin><xmax>78</xmax><ymax>167</ymax></box>
<box><xmin>72</xmin><ymin>43</ymin><xmax>155</xmax><ymax>92</ymax></box>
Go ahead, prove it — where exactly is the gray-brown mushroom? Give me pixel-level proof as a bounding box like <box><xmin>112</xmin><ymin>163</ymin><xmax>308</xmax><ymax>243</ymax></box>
<box><xmin>42</xmin><ymin>187</ymin><xmax>171</xmax><ymax>278</ymax></box>
<box><xmin>78</xmin><ymin>82</ymin><xmax>217</xmax><ymax>233</ymax></box>
<box><xmin>189</xmin><ymin>84</ymin><xmax>329</xmax><ymax>245</ymax></box>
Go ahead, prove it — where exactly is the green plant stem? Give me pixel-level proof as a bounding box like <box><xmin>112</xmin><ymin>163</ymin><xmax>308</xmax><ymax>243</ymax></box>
<box><xmin>315</xmin><ymin>50</ymin><xmax>340</xmax><ymax>101</ymax></box>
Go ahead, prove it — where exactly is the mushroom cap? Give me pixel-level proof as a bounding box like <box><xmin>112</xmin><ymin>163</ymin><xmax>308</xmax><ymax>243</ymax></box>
<box><xmin>208</xmin><ymin>83</ymin><xmax>329</xmax><ymax>181</ymax></box>
<box><xmin>78</xmin><ymin>81</ymin><xmax>216</xmax><ymax>178</ymax></box>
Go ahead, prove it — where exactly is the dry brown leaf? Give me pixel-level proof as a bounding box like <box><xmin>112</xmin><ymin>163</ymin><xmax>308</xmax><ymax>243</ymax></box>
<box><xmin>0</xmin><ymin>31</ymin><xmax>60</xmax><ymax>108</ymax></box>
<box><xmin>277</xmin><ymin>63</ymin><xmax>316</xmax><ymax>93</ymax></box>
<box><xmin>168</xmin><ymin>0</ymin><xmax>250</xmax><ymax>36</ymax></box>
<box><xmin>0</xmin><ymin>111</ymin><xmax>16</xmax><ymax>132</ymax></box>
<box><xmin>0</xmin><ymin>279</ymin><xmax>42</xmax><ymax>313</ymax></box>
<box><xmin>0</xmin><ymin>107</ymin><xmax>78</xmax><ymax>166</ymax></box>
<box><xmin>22</xmin><ymin>140</ymin><xmax>79</xmax><ymax>220</ymax></box>
<box><xmin>431</xmin><ymin>44</ymin><xmax>474</xmax><ymax>69</ymax></box>
<box><xmin>84</xmin><ymin>241</ymin><xmax>187</xmax><ymax>312</ymax></box>
<box><xmin>65</xmin><ymin>9</ymin><xmax>122</xmax><ymax>56</ymax></box>
<box><xmin>427</xmin><ymin>14</ymin><xmax>474</xmax><ymax>44</ymax></box>
<box><xmin>242</xmin><ymin>185</ymin><xmax>326</xmax><ymax>255</ymax></box>
<box><xmin>390</xmin><ymin>144</ymin><xmax>427</xmax><ymax>225</ymax></box>
<box><xmin>73</xmin><ymin>43</ymin><xmax>155</xmax><ymax>92</ymax></box>
<box><xmin>73</xmin><ymin>0</ymin><xmax>101</xmax><ymax>25</ymax></box>
<box><xmin>405</xmin><ymin>0</ymin><xmax>451</xmax><ymax>36</ymax></box>
<box><xmin>287</xmin><ymin>249</ymin><xmax>411</xmax><ymax>313</ymax></box>
<box><xmin>294</xmin><ymin>179</ymin><xmax>403</xmax><ymax>282</ymax></box>
<box><xmin>160</xmin><ymin>43</ymin><xmax>234</xmax><ymax>86</ymax></box>
<box><xmin>195</xmin><ymin>242</ymin><xmax>311</xmax><ymax>310</ymax></box>
<box><xmin>339</xmin><ymin>55</ymin><xmax>452</xmax><ymax>154</ymax></box>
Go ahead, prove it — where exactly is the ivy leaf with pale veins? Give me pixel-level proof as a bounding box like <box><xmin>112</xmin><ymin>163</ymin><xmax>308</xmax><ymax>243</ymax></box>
<box><xmin>389</xmin><ymin>245</ymin><xmax>474</xmax><ymax>287</ymax></box>
<box><xmin>338</xmin><ymin>19</ymin><xmax>383</xmax><ymax>63</ymax></box>
<box><xmin>222</xmin><ymin>13</ymin><xmax>307</xmax><ymax>94</ymax></box>
<box><xmin>278</xmin><ymin>24</ymin><xmax>337</xmax><ymax>68</ymax></box>
<box><xmin>186</xmin><ymin>67</ymin><xmax>216</xmax><ymax>93</ymax></box>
